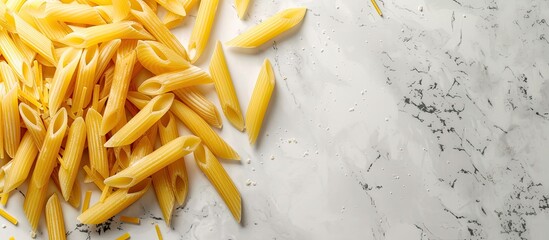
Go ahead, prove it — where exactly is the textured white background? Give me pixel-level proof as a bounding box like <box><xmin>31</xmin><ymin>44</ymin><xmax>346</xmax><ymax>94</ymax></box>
<box><xmin>6</xmin><ymin>0</ymin><xmax>549</xmax><ymax>239</ymax></box>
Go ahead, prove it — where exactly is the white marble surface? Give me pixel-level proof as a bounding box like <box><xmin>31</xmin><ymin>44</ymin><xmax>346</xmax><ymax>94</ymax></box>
<box><xmin>5</xmin><ymin>0</ymin><xmax>549</xmax><ymax>239</ymax></box>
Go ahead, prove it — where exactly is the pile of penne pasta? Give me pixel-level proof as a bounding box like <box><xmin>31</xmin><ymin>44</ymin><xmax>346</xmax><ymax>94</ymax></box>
<box><xmin>0</xmin><ymin>0</ymin><xmax>306</xmax><ymax>238</ymax></box>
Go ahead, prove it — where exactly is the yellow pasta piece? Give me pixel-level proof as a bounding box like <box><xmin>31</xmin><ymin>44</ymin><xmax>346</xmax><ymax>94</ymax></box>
<box><xmin>11</xmin><ymin>34</ymin><xmax>36</xmax><ymax>66</ymax></box>
<box><xmin>104</xmin><ymin>136</ymin><xmax>200</xmax><ymax>188</ymax></box>
<box><xmin>45</xmin><ymin>194</ymin><xmax>66</xmax><ymax>240</ymax></box>
<box><xmin>210</xmin><ymin>41</ymin><xmax>244</xmax><ymax>131</ymax></box>
<box><xmin>3</xmin><ymin>132</ymin><xmax>38</xmax><ymax>193</ymax></box>
<box><xmin>9</xmin><ymin>237</ymin><xmax>14</xmax><ymax>240</ymax></box>
<box><xmin>61</xmin><ymin>21</ymin><xmax>153</xmax><ymax>48</ymax></box>
<box><xmin>113</xmin><ymin>0</ymin><xmax>131</xmax><ymax>22</ymax></box>
<box><xmin>194</xmin><ymin>144</ymin><xmax>241</xmax><ymax>222</ymax></box>
<box><xmin>155</xmin><ymin>224</ymin><xmax>163</xmax><ymax>240</ymax></box>
<box><xmin>187</xmin><ymin>0</ymin><xmax>218</xmax><ymax>63</ymax></box>
<box><xmin>152</xmin><ymin>168</ymin><xmax>175</xmax><ymax>226</ymax></box>
<box><xmin>101</xmin><ymin>46</ymin><xmax>137</xmax><ymax>134</ymax></box>
<box><xmin>136</xmin><ymin>40</ymin><xmax>190</xmax><ymax>75</ymax></box>
<box><xmin>23</xmin><ymin>177</ymin><xmax>48</xmax><ymax>230</ymax></box>
<box><xmin>0</xmin><ymin>2</ymin><xmax>14</xmax><ymax>32</ymax></box>
<box><xmin>173</xmin><ymin>87</ymin><xmax>222</xmax><ymax>129</ymax></box>
<box><xmin>235</xmin><ymin>0</ymin><xmax>250</xmax><ymax>19</ymax></box>
<box><xmin>163</xmin><ymin>11</ymin><xmax>184</xmax><ymax>29</ymax></box>
<box><xmin>88</xmin><ymin>0</ymin><xmax>113</xmax><ymax>5</ymax></box>
<box><xmin>6</xmin><ymin>0</ymin><xmax>25</xmax><ymax>12</ymax></box>
<box><xmin>154</xmin><ymin>0</ymin><xmax>186</xmax><ymax>16</ymax></box>
<box><xmin>2</xmin><ymin>87</ymin><xmax>20</xmax><ymax>158</ymax></box>
<box><xmin>58</xmin><ymin>117</ymin><xmax>86</xmax><ymax>201</ymax></box>
<box><xmin>143</xmin><ymin>0</ymin><xmax>158</xmax><ymax>12</ymax></box>
<box><xmin>48</xmin><ymin>48</ymin><xmax>82</xmax><ymax>117</ymax></box>
<box><xmin>120</xmin><ymin>215</ymin><xmax>140</xmax><ymax>224</ymax></box>
<box><xmin>138</xmin><ymin>66</ymin><xmax>212</xmax><ymax>95</ymax></box>
<box><xmin>159</xmin><ymin>113</ymin><xmax>189</xmax><ymax>206</ymax></box>
<box><xmin>226</xmin><ymin>8</ymin><xmax>307</xmax><ymax>48</ymax></box>
<box><xmin>43</xmin><ymin>2</ymin><xmax>106</xmax><ymax>25</ymax></box>
<box><xmin>83</xmin><ymin>165</ymin><xmax>106</xmax><ymax>190</ymax></box>
<box><xmin>68</xmin><ymin>180</ymin><xmax>82</xmax><ymax>209</ymax></box>
<box><xmin>0</xmin><ymin>29</ymin><xmax>31</xmax><ymax>82</ymax></box>
<box><xmin>246</xmin><ymin>59</ymin><xmax>275</xmax><ymax>144</ymax></box>
<box><xmin>105</xmin><ymin>93</ymin><xmax>174</xmax><ymax>147</ymax></box>
<box><xmin>19</xmin><ymin>102</ymin><xmax>46</xmax><ymax>149</ymax></box>
<box><xmin>86</xmin><ymin>108</ymin><xmax>109</xmax><ymax>179</ymax></box>
<box><xmin>130</xmin><ymin>0</ymin><xmax>188</xmax><ymax>58</ymax></box>
<box><xmin>371</xmin><ymin>0</ymin><xmax>383</xmax><ymax>16</ymax></box>
<box><xmin>126</xmin><ymin>91</ymin><xmax>151</xmax><ymax>110</ymax></box>
<box><xmin>171</xmin><ymin>100</ymin><xmax>240</xmax><ymax>160</ymax></box>
<box><xmin>94</xmin><ymin>39</ymin><xmax>121</xmax><ymax>86</ymax></box>
<box><xmin>72</xmin><ymin>45</ymin><xmax>99</xmax><ymax>114</ymax></box>
<box><xmin>82</xmin><ymin>190</ymin><xmax>92</xmax><ymax>213</ymax></box>
<box><xmin>0</xmin><ymin>61</ymin><xmax>18</xmax><ymax>90</ymax></box>
<box><xmin>116</xmin><ymin>232</ymin><xmax>131</xmax><ymax>240</ymax></box>
<box><xmin>78</xmin><ymin>178</ymin><xmax>151</xmax><ymax>224</ymax></box>
<box><xmin>129</xmin><ymin>136</ymin><xmax>153</xmax><ymax>164</ymax></box>
<box><xmin>0</xmin><ymin>89</ymin><xmax>4</xmax><ymax>160</ymax></box>
<box><xmin>0</xmin><ymin>208</ymin><xmax>17</xmax><ymax>225</ymax></box>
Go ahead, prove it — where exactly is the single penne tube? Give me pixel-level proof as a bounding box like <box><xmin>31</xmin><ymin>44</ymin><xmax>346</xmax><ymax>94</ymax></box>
<box><xmin>130</xmin><ymin>0</ymin><xmax>188</xmax><ymax>58</ymax></box>
<box><xmin>23</xmin><ymin>178</ymin><xmax>48</xmax><ymax>230</ymax></box>
<box><xmin>126</xmin><ymin>91</ymin><xmax>151</xmax><ymax>110</ymax></box>
<box><xmin>194</xmin><ymin>144</ymin><xmax>241</xmax><ymax>222</ymax></box>
<box><xmin>154</xmin><ymin>0</ymin><xmax>185</xmax><ymax>16</ymax></box>
<box><xmin>104</xmin><ymin>136</ymin><xmax>200</xmax><ymax>188</ymax></box>
<box><xmin>0</xmin><ymin>61</ymin><xmax>18</xmax><ymax>90</ymax></box>
<box><xmin>101</xmin><ymin>47</ymin><xmax>137</xmax><ymax>134</ymax></box>
<box><xmin>138</xmin><ymin>66</ymin><xmax>212</xmax><ymax>95</ymax></box>
<box><xmin>187</xmin><ymin>0</ymin><xmax>219</xmax><ymax>63</ymax></box>
<box><xmin>158</xmin><ymin>113</ymin><xmax>188</xmax><ymax>206</ymax></box>
<box><xmin>112</xmin><ymin>0</ymin><xmax>131</xmax><ymax>22</ymax></box>
<box><xmin>48</xmin><ymin>48</ymin><xmax>83</xmax><ymax>117</ymax></box>
<box><xmin>12</xmin><ymin>14</ymin><xmax>55</xmax><ymax>66</ymax></box>
<box><xmin>0</xmin><ymin>90</ymin><xmax>3</xmax><ymax>160</ymax></box>
<box><xmin>72</xmin><ymin>45</ymin><xmax>99</xmax><ymax>114</ymax></box>
<box><xmin>129</xmin><ymin>136</ymin><xmax>153</xmax><ymax>165</ymax></box>
<box><xmin>44</xmin><ymin>2</ymin><xmax>106</xmax><ymax>25</ymax></box>
<box><xmin>173</xmin><ymin>87</ymin><xmax>222</xmax><ymax>129</ymax></box>
<box><xmin>3</xmin><ymin>87</ymin><xmax>20</xmax><ymax>158</ymax></box>
<box><xmin>30</xmin><ymin>108</ymin><xmax>68</xmax><ymax>189</ymax></box>
<box><xmin>152</xmin><ymin>168</ymin><xmax>175</xmax><ymax>226</ymax></box>
<box><xmin>136</xmin><ymin>40</ymin><xmax>189</xmax><ymax>75</ymax></box>
<box><xmin>246</xmin><ymin>59</ymin><xmax>275</xmax><ymax>144</ymax></box>
<box><xmin>0</xmin><ymin>29</ymin><xmax>30</xmax><ymax>81</ymax></box>
<box><xmin>94</xmin><ymin>39</ymin><xmax>121</xmax><ymax>85</ymax></box>
<box><xmin>33</xmin><ymin>17</ymin><xmax>72</xmax><ymax>42</ymax></box>
<box><xmin>3</xmin><ymin>132</ymin><xmax>38</xmax><ymax>193</ymax></box>
<box><xmin>86</xmin><ymin>108</ymin><xmax>110</xmax><ymax>179</ymax></box>
<box><xmin>45</xmin><ymin>194</ymin><xmax>67</xmax><ymax>240</ymax></box>
<box><xmin>58</xmin><ymin>117</ymin><xmax>87</xmax><ymax>201</ymax></box>
<box><xmin>19</xmin><ymin>102</ymin><xmax>46</xmax><ymax>149</ymax></box>
<box><xmin>105</xmin><ymin>93</ymin><xmax>174</xmax><ymax>147</ymax></box>
<box><xmin>226</xmin><ymin>8</ymin><xmax>307</xmax><ymax>48</ymax></box>
<box><xmin>78</xmin><ymin>178</ymin><xmax>151</xmax><ymax>224</ymax></box>
<box><xmin>163</xmin><ymin>11</ymin><xmax>184</xmax><ymax>29</ymax></box>
<box><xmin>61</xmin><ymin>21</ymin><xmax>153</xmax><ymax>48</ymax></box>
<box><xmin>234</xmin><ymin>0</ymin><xmax>250</xmax><ymax>19</ymax></box>
<box><xmin>210</xmin><ymin>41</ymin><xmax>244</xmax><ymax>131</ymax></box>
<box><xmin>171</xmin><ymin>100</ymin><xmax>240</xmax><ymax>160</ymax></box>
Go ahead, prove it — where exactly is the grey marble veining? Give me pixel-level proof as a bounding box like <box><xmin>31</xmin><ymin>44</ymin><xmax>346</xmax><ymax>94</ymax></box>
<box><xmin>5</xmin><ymin>0</ymin><xmax>549</xmax><ymax>239</ymax></box>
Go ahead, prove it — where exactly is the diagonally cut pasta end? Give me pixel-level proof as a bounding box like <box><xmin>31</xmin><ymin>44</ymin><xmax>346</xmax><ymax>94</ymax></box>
<box><xmin>223</xmin><ymin>105</ymin><xmax>244</xmax><ymax>131</ymax></box>
<box><xmin>104</xmin><ymin>176</ymin><xmax>134</xmax><ymax>189</ymax></box>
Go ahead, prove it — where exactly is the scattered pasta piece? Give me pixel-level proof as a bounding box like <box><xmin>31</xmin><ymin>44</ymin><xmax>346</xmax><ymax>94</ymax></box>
<box><xmin>0</xmin><ymin>208</ymin><xmax>17</xmax><ymax>225</ymax></box>
<box><xmin>82</xmin><ymin>191</ymin><xmax>92</xmax><ymax>213</ymax></box>
<box><xmin>120</xmin><ymin>216</ymin><xmax>141</xmax><ymax>225</ymax></box>
<box><xmin>116</xmin><ymin>232</ymin><xmax>131</xmax><ymax>240</ymax></box>
<box><xmin>155</xmin><ymin>224</ymin><xmax>163</xmax><ymax>240</ymax></box>
<box><xmin>371</xmin><ymin>0</ymin><xmax>383</xmax><ymax>16</ymax></box>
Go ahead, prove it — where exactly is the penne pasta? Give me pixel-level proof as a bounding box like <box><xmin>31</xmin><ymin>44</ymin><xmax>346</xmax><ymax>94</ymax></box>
<box><xmin>72</xmin><ymin>45</ymin><xmax>99</xmax><ymax>114</ymax></box>
<box><xmin>68</xmin><ymin>180</ymin><xmax>82</xmax><ymax>208</ymax></box>
<box><xmin>24</xmin><ymin>172</ymin><xmax>48</xmax><ymax>230</ymax></box>
<box><xmin>19</xmin><ymin>102</ymin><xmax>46</xmax><ymax>149</ymax></box>
<box><xmin>194</xmin><ymin>144</ymin><xmax>241</xmax><ymax>222</ymax></box>
<box><xmin>101</xmin><ymin>46</ymin><xmax>137</xmax><ymax>134</ymax></box>
<box><xmin>6</xmin><ymin>0</ymin><xmax>25</xmax><ymax>12</ymax></box>
<box><xmin>159</xmin><ymin>113</ymin><xmax>188</xmax><ymax>206</ymax></box>
<box><xmin>78</xmin><ymin>178</ymin><xmax>151</xmax><ymax>224</ymax></box>
<box><xmin>129</xmin><ymin>136</ymin><xmax>153</xmax><ymax>165</ymax></box>
<box><xmin>130</xmin><ymin>0</ymin><xmax>188</xmax><ymax>58</ymax></box>
<box><xmin>171</xmin><ymin>100</ymin><xmax>240</xmax><ymax>160</ymax></box>
<box><xmin>154</xmin><ymin>0</ymin><xmax>186</xmax><ymax>16</ymax></box>
<box><xmin>45</xmin><ymin>194</ymin><xmax>67</xmax><ymax>240</ymax></box>
<box><xmin>163</xmin><ymin>11</ymin><xmax>184</xmax><ymax>29</ymax></box>
<box><xmin>3</xmin><ymin>132</ymin><xmax>38</xmax><ymax>193</ymax></box>
<box><xmin>136</xmin><ymin>40</ymin><xmax>190</xmax><ymax>75</ymax></box>
<box><xmin>126</xmin><ymin>91</ymin><xmax>152</xmax><ymax>110</ymax></box>
<box><xmin>86</xmin><ymin>108</ymin><xmax>109</xmax><ymax>179</ymax></box>
<box><xmin>12</xmin><ymin>12</ymin><xmax>55</xmax><ymax>66</ymax></box>
<box><xmin>11</xmin><ymin>34</ymin><xmax>36</xmax><ymax>67</ymax></box>
<box><xmin>235</xmin><ymin>0</ymin><xmax>251</xmax><ymax>19</ymax></box>
<box><xmin>173</xmin><ymin>87</ymin><xmax>222</xmax><ymax>129</ymax></box>
<box><xmin>112</xmin><ymin>0</ymin><xmax>131</xmax><ymax>22</ymax></box>
<box><xmin>0</xmin><ymin>29</ymin><xmax>30</xmax><ymax>81</ymax></box>
<box><xmin>48</xmin><ymin>48</ymin><xmax>82</xmax><ymax>117</ymax></box>
<box><xmin>3</xmin><ymin>87</ymin><xmax>20</xmax><ymax>159</ymax></box>
<box><xmin>0</xmin><ymin>61</ymin><xmax>18</xmax><ymax>91</ymax></box>
<box><xmin>138</xmin><ymin>66</ymin><xmax>212</xmax><ymax>95</ymax></box>
<box><xmin>210</xmin><ymin>41</ymin><xmax>244</xmax><ymax>131</ymax></box>
<box><xmin>94</xmin><ymin>39</ymin><xmax>121</xmax><ymax>86</ymax></box>
<box><xmin>43</xmin><ymin>2</ymin><xmax>106</xmax><ymax>25</ymax></box>
<box><xmin>61</xmin><ymin>21</ymin><xmax>153</xmax><ymax>48</ymax></box>
<box><xmin>105</xmin><ymin>93</ymin><xmax>174</xmax><ymax>147</ymax></box>
<box><xmin>58</xmin><ymin>117</ymin><xmax>86</xmax><ymax>201</ymax></box>
<box><xmin>104</xmin><ymin>136</ymin><xmax>200</xmax><ymax>188</ymax></box>
<box><xmin>246</xmin><ymin>59</ymin><xmax>275</xmax><ymax>144</ymax></box>
<box><xmin>226</xmin><ymin>8</ymin><xmax>307</xmax><ymax>48</ymax></box>
<box><xmin>187</xmin><ymin>0</ymin><xmax>219</xmax><ymax>63</ymax></box>
<box><xmin>152</xmin><ymin>169</ymin><xmax>175</xmax><ymax>226</ymax></box>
